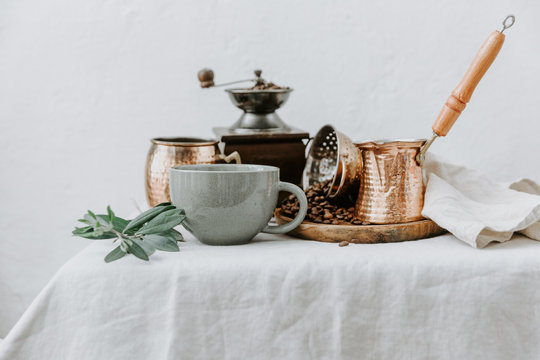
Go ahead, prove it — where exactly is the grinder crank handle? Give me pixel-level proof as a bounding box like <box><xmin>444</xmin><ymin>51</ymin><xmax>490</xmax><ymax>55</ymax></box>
<box><xmin>432</xmin><ymin>17</ymin><xmax>514</xmax><ymax>136</ymax></box>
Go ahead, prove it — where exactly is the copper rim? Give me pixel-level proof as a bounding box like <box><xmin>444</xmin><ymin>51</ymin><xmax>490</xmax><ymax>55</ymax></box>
<box><xmin>151</xmin><ymin>137</ymin><xmax>218</xmax><ymax>147</ymax></box>
<box><xmin>354</xmin><ymin>139</ymin><xmax>427</xmax><ymax>147</ymax></box>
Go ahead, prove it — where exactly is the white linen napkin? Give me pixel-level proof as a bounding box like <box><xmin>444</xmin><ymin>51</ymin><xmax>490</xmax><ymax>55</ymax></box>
<box><xmin>422</xmin><ymin>154</ymin><xmax>540</xmax><ymax>248</ymax></box>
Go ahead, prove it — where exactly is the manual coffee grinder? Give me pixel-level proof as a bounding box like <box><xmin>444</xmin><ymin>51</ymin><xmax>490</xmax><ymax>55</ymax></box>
<box><xmin>198</xmin><ymin>68</ymin><xmax>310</xmax><ymax>186</ymax></box>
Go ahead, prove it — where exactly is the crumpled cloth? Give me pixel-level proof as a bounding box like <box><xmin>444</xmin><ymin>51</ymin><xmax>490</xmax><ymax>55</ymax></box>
<box><xmin>422</xmin><ymin>154</ymin><xmax>540</xmax><ymax>248</ymax></box>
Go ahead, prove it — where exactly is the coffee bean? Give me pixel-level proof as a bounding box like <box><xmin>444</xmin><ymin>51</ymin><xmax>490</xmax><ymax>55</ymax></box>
<box><xmin>279</xmin><ymin>180</ymin><xmax>365</xmax><ymax>226</ymax></box>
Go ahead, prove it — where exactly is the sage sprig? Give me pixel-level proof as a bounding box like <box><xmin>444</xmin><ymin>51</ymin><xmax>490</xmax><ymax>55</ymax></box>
<box><xmin>72</xmin><ymin>203</ymin><xmax>186</xmax><ymax>263</ymax></box>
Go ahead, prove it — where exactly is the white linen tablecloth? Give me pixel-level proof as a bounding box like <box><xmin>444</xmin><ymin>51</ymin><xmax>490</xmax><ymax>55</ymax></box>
<box><xmin>1</xmin><ymin>232</ymin><xmax>539</xmax><ymax>360</ymax></box>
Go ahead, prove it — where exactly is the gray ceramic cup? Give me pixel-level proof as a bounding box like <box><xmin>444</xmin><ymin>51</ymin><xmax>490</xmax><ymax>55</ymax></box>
<box><xmin>169</xmin><ymin>164</ymin><xmax>308</xmax><ymax>245</ymax></box>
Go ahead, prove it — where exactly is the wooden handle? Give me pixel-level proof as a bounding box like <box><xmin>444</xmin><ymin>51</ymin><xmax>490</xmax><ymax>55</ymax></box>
<box><xmin>432</xmin><ymin>30</ymin><xmax>505</xmax><ymax>136</ymax></box>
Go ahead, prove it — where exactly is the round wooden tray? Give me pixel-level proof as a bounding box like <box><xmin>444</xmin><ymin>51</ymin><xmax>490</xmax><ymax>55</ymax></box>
<box><xmin>274</xmin><ymin>209</ymin><xmax>446</xmax><ymax>243</ymax></box>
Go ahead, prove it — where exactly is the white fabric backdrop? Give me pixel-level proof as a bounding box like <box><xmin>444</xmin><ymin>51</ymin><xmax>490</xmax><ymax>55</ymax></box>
<box><xmin>1</xmin><ymin>0</ymin><xmax>540</xmax><ymax>336</ymax></box>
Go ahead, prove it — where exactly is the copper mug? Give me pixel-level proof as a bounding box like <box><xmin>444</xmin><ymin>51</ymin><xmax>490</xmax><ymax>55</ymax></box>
<box><xmin>145</xmin><ymin>137</ymin><xmax>240</xmax><ymax>207</ymax></box>
<box><xmin>353</xmin><ymin>139</ymin><xmax>425</xmax><ymax>224</ymax></box>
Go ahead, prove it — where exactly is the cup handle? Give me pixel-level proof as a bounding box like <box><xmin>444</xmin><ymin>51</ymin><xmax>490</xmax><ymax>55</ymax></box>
<box><xmin>263</xmin><ymin>182</ymin><xmax>307</xmax><ymax>234</ymax></box>
<box><xmin>215</xmin><ymin>151</ymin><xmax>241</xmax><ymax>164</ymax></box>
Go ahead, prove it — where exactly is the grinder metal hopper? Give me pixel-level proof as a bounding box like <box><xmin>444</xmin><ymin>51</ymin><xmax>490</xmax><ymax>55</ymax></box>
<box><xmin>198</xmin><ymin>69</ymin><xmax>293</xmax><ymax>131</ymax></box>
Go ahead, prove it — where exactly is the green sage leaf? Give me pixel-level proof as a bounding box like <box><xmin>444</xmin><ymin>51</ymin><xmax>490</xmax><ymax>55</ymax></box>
<box><xmin>123</xmin><ymin>205</ymin><xmax>175</xmax><ymax>234</ymax></box>
<box><xmin>107</xmin><ymin>205</ymin><xmax>115</xmax><ymax>223</ymax></box>
<box><xmin>131</xmin><ymin>237</ymin><xmax>156</xmax><ymax>256</ymax></box>
<box><xmin>104</xmin><ymin>246</ymin><xmax>126</xmax><ymax>263</ymax></box>
<box><xmin>97</xmin><ymin>215</ymin><xmax>128</xmax><ymax>233</ymax></box>
<box><xmin>72</xmin><ymin>226</ymin><xmax>93</xmax><ymax>235</ymax></box>
<box><xmin>120</xmin><ymin>241</ymin><xmax>129</xmax><ymax>252</ymax></box>
<box><xmin>143</xmin><ymin>234</ymin><xmax>179</xmax><ymax>252</ymax></box>
<box><xmin>159</xmin><ymin>229</ymin><xmax>184</xmax><ymax>242</ymax></box>
<box><xmin>136</xmin><ymin>209</ymin><xmax>186</xmax><ymax>235</ymax></box>
<box><xmin>155</xmin><ymin>202</ymin><xmax>172</xmax><ymax>207</ymax></box>
<box><xmin>127</xmin><ymin>240</ymin><xmax>149</xmax><ymax>261</ymax></box>
<box><xmin>76</xmin><ymin>231</ymin><xmax>117</xmax><ymax>240</ymax></box>
<box><xmin>83</xmin><ymin>214</ymin><xmax>97</xmax><ymax>225</ymax></box>
<box><xmin>84</xmin><ymin>213</ymin><xmax>110</xmax><ymax>229</ymax></box>
<box><xmin>73</xmin><ymin>225</ymin><xmax>116</xmax><ymax>239</ymax></box>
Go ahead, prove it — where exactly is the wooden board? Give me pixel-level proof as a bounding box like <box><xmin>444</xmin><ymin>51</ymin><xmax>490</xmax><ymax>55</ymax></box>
<box><xmin>275</xmin><ymin>209</ymin><xmax>446</xmax><ymax>244</ymax></box>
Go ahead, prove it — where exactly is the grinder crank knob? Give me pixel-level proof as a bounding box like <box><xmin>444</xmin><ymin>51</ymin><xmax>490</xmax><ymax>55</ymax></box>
<box><xmin>197</xmin><ymin>68</ymin><xmax>215</xmax><ymax>88</ymax></box>
<box><xmin>432</xmin><ymin>16</ymin><xmax>514</xmax><ymax>136</ymax></box>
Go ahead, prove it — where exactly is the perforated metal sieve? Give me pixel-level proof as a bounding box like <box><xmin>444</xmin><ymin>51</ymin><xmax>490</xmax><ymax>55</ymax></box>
<box><xmin>302</xmin><ymin>125</ymin><xmax>362</xmax><ymax>199</ymax></box>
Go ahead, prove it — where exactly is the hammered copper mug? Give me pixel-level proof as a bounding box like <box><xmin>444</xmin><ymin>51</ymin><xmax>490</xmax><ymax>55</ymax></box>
<box><xmin>353</xmin><ymin>140</ymin><xmax>425</xmax><ymax>224</ymax></box>
<box><xmin>145</xmin><ymin>137</ymin><xmax>240</xmax><ymax>206</ymax></box>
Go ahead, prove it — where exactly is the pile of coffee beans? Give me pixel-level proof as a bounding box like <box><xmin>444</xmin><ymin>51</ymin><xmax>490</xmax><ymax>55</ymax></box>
<box><xmin>249</xmin><ymin>82</ymin><xmax>289</xmax><ymax>90</ymax></box>
<box><xmin>280</xmin><ymin>180</ymin><xmax>366</xmax><ymax>225</ymax></box>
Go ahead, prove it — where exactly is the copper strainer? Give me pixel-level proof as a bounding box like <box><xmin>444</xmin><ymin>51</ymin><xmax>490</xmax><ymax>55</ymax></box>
<box><xmin>302</xmin><ymin>125</ymin><xmax>362</xmax><ymax>200</ymax></box>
